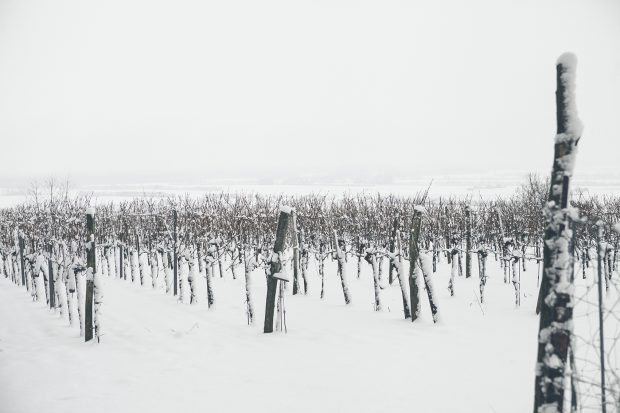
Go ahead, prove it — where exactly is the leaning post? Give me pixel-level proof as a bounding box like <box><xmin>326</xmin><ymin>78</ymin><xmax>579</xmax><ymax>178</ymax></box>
<box><xmin>264</xmin><ymin>208</ymin><xmax>291</xmax><ymax>333</ymax></box>
<box><xmin>409</xmin><ymin>208</ymin><xmax>423</xmax><ymax>322</ymax></box>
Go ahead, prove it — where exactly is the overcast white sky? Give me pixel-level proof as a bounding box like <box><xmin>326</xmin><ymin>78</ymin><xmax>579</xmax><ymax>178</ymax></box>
<box><xmin>1</xmin><ymin>0</ymin><xmax>619</xmax><ymax>185</ymax></box>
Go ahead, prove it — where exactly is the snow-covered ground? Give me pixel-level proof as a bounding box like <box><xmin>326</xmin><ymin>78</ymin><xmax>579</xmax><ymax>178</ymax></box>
<box><xmin>0</xmin><ymin>254</ymin><xmax>540</xmax><ymax>413</ymax></box>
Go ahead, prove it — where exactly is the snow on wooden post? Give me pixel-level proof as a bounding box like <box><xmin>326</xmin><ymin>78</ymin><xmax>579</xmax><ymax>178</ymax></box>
<box><xmin>85</xmin><ymin>208</ymin><xmax>96</xmax><ymax>342</ymax></box>
<box><xmin>533</xmin><ymin>52</ymin><xmax>582</xmax><ymax>413</ymax></box>
<box><xmin>465</xmin><ymin>205</ymin><xmax>472</xmax><ymax>278</ymax></box>
<box><xmin>173</xmin><ymin>210</ymin><xmax>178</xmax><ymax>296</ymax></box>
<box><xmin>291</xmin><ymin>210</ymin><xmax>301</xmax><ymax>295</ymax></box>
<box><xmin>409</xmin><ymin>206</ymin><xmax>424</xmax><ymax>321</ymax></box>
<box><xmin>84</xmin><ymin>278</ymin><xmax>94</xmax><ymax>340</ymax></box>
<box><xmin>362</xmin><ymin>245</ymin><xmax>382</xmax><ymax>311</ymax></box>
<box><xmin>388</xmin><ymin>217</ymin><xmax>398</xmax><ymax>285</ymax></box>
<box><xmin>478</xmin><ymin>247</ymin><xmax>488</xmax><ymax>304</ymax></box>
<box><xmin>136</xmin><ymin>230</ymin><xmax>145</xmax><ymax>286</ymax></box>
<box><xmin>187</xmin><ymin>252</ymin><xmax>197</xmax><ymax>304</ymax></box>
<box><xmin>205</xmin><ymin>244</ymin><xmax>215</xmax><ymax>307</ymax></box>
<box><xmin>419</xmin><ymin>251</ymin><xmax>440</xmax><ymax>323</ymax></box>
<box><xmin>595</xmin><ymin>221</ymin><xmax>608</xmax><ymax>413</ymax></box>
<box><xmin>300</xmin><ymin>229</ymin><xmax>309</xmax><ymax>293</ymax></box>
<box><xmin>243</xmin><ymin>248</ymin><xmax>257</xmax><ymax>324</ymax></box>
<box><xmin>48</xmin><ymin>242</ymin><xmax>55</xmax><ymax>309</ymax></box>
<box><xmin>264</xmin><ymin>207</ymin><xmax>291</xmax><ymax>334</ymax></box>
<box><xmin>391</xmin><ymin>230</ymin><xmax>410</xmax><ymax>319</ymax></box>
<box><xmin>333</xmin><ymin>229</ymin><xmax>351</xmax><ymax>304</ymax></box>
<box><xmin>19</xmin><ymin>234</ymin><xmax>25</xmax><ymax>287</ymax></box>
<box><xmin>119</xmin><ymin>239</ymin><xmax>124</xmax><ymax>281</ymax></box>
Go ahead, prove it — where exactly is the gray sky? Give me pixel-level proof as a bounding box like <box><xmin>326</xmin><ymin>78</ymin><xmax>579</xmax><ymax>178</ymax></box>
<box><xmin>1</xmin><ymin>0</ymin><xmax>619</xmax><ymax>185</ymax></box>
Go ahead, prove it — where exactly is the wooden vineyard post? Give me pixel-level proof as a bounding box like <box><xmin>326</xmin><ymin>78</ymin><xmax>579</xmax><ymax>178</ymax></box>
<box><xmin>444</xmin><ymin>207</ymin><xmax>452</xmax><ymax>265</ymax></box>
<box><xmin>389</xmin><ymin>217</ymin><xmax>398</xmax><ymax>285</ymax></box>
<box><xmin>264</xmin><ymin>208</ymin><xmax>291</xmax><ymax>334</ymax></box>
<box><xmin>291</xmin><ymin>210</ymin><xmax>300</xmax><ymax>295</ymax></box>
<box><xmin>465</xmin><ymin>205</ymin><xmax>472</xmax><ymax>278</ymax></box>
<box><xmin>409</xmin><ymin>208</ymin><xmax>423</xmax><ymax>322</ymax></box>
<box><xmin>173</xmin><ymin>210</ymin><xmax>178</xmax><ymax>297</ymax></box>
<box><xmin>300</xmin><ymin>229</ymin><xmax>309</xmax><ymax>293</ymax></box>
<box><xmin>48</xmin><ymin>242</ymin><xmax>55</xmax><ymax>309</ymax></box>
<box><xmin>19</xmin><ymin>234</ymin><xmax>25</xmax><ymax>287</ymax></box>
<box><xmin>119</xmin><ymin>237</ymin><xmax>124</xmax><ymax>280</ymax></box>
<box><xmin>394</xmin><ymin>230</ymin><xmax>411</xmax><ymax>319</ymax></box>
<box><xmin>533</xmin><ymin>53</ymin><xmax>582</xmax><ymax>413</ymax></box>
<box><xmin>122</xmin><ymin>222</ymin><xmax>128</xmax><ymax>280</ymax></box>
<box><xmin>136</xmin><ymin>229</ymin><xmax>143</xmax><ymax>285</ymax></box>
<box><xmin>595</xmin><ymin>222</ymin><xmax>608</xmax><ymax>413</ymax></box>
<box><xmin>85</xmin><ymin>208</ymin><xmax>96</xmax><ymax>342</ymax></box>
<box><xmin>333</xmin><ymin>229</ymin><xmax>351</xmax><ymax>305</ymax></box>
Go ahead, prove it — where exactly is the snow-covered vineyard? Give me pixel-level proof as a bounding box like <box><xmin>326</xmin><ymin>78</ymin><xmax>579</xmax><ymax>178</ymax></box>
<box><xmin>2</xmin><ymin>0</ymin><xmax>620</xmax><ymax>405</ymax></box>
<box><xmin>0</xmin><ymin>181</ymin><xmax>619</xmax><ymax>412</ymax></box>
<box><xmin>0</xmin><ymin>243</ymin><xmax>547</xmax><ymax>412</ymax></box>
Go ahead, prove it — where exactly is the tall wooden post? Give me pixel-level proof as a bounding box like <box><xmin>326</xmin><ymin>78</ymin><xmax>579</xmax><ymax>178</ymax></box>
<box><xmin>388</xmin><ymin>217</ymin><xmax>398</xmax><ymax>284</ymax></box>
<box><xmin>136</xmin><ymin>228</ymin><xmax>142</xmax><ymax>285</ymax></box>
<box><xmin>123</xmin><ymin>222</ymin><xmax>128</xmax><ymax>280</ymax></box>
<box><xmin>333</xmin><ymin>229</ymin><xmax>351</xmax><ymax>304</ymax></box>
<box><xmin>394</xmin><ymin>230</ymin><xmax>410</xmax><ymax>319</ymax></box>
<box><xmin>465</xmin><ymin>205</ymin><xmax>472</xmax><ymax>278</ymax></box>
<box><xmin>19</xmin><ymin>235</ymin><xmax>25</xmax><ymax>287</ymax></box>
<box><xmin>264</xmin><ymin>209</ymin><xmax>291</xmax><ymax>334</ymax></box>
<box><xmin>300</xmin><ymin>229</ymin><xmax>309</xmax><ymax>293</ymax></box>
<box><xmin>409</xmin><ymin>209</ymin><xmax>423</xmax><ymax>322</ymax></box>
<box><xmin>533</xmin><ymin>53</ymin><xmax>582</xmax><ymax>413</ymax></box>
<box><xmin>119</xmin><ymin>238</ymin><xmax>124</xmax><ymax>280</ymax></box>
<box><xmin>48</xmin><ymin>242</ymin><xmax>55</xmax><ymax>309</ymax></box>
<box><xmin>173</xmin><ymin>210</ymin><xmax>178</xmax><ymax>296</ymax></box>
<box><xmin>291</xmin><ymin>211</ymin><xmax>300</xmax><ymax>295</ymax></box>
<box><xmin>595</xmin><ymin>222</ymin><xmax>607</xmax><ymax>413</ymax></box>
<box><xmin>85</xmin><ymin>209</ymin><xmax>96</xmax><ymax>342</ymax></box>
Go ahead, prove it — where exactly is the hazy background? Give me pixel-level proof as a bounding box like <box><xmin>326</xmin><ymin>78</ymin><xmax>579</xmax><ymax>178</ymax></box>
<box><xmin>1</xmin><ymin>0</ymin><xmax>619</xmax><ymax>187</ymax></box>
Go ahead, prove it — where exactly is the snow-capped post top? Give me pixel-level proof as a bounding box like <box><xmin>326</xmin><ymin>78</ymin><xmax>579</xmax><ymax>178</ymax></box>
<box><xmin>280</xmin><ymin>205</ymin><xmax>294</xmax><ymax>214</ymax></box>
<box><xmin>413</xmin><ymin>205</ymin><xmax>426</xmax><ymax>215</ymax></box>
<box><xmin>556</xmin><ymin>52</ymin><xmax>583</xmax><ymax>139</ymax></box>
<box><xmin>86</xmin><ymin>207</ymin><xmax>96</xmax><ymax>216</ymax></box>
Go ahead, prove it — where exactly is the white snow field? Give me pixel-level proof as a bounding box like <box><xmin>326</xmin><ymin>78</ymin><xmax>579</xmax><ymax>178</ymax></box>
<box><xmin>0</xmin><ymin>255</ymin><xmax>540</xmax><ymax>413</ymax></box>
